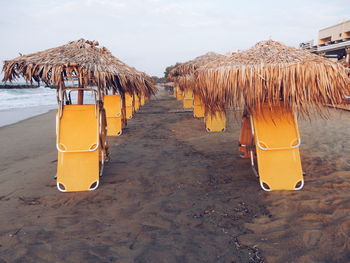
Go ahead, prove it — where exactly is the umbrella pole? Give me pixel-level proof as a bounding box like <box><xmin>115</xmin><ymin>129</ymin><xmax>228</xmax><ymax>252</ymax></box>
<box><xmin>78</xmin><ymin>90</ymin><xmax>84</xmax><ymax>105</ymax></box>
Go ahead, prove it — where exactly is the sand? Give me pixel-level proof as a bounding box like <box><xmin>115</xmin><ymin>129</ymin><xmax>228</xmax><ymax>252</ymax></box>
<box><xmin>240</xmin><ymin>109</ymin><xmax>350</xmax><ymax>263</ymax></box>
<box><xmin>0</xmin><ymin>88</ymin><xmax>349</xmax><ymax>262</ymax></box>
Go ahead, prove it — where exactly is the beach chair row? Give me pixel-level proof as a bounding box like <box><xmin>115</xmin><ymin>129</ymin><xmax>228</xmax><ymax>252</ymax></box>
<box><xmin>172</xmin><ymin>85</ymin><xmax>303</xmax><ymax>192</ymax></box>
<box><xmin>173</xmin><ymin>85</ymin><xmax>226</xmax><ymax>132</ymax></box>
<box><xmin>56</xmin><ymin>88</ymin><xmax>148</xmax><ymax>192</ymax></box>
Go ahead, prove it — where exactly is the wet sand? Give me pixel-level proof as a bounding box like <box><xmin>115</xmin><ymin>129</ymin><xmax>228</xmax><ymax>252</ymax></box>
<box><xmin>0</xmin><ymin>105</ymin><xmax>56</xmax><ymax>127</ymax></box>
<box><xmin>0</xmin><ymin>89</ymin><xmax>349</xmax><ymax>262</ymax></box>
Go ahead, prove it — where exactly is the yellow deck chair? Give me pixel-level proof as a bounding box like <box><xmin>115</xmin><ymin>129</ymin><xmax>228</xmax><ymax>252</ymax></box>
<box><xmin>176</xmin><ymin>87</ymin><xmax>184</xmax><ymax>101</ymax></box>
<box><xmin>193</xmin><ymin>93</ymin><xmax>205</xmax><ymax>118</ymax></box>
<box><xmin>133</xmin><ymin>92</ymin><xmax>140</xmax><ymax>112</ymax></box>
<box><xmin>205</xmin><ymin>111</ymin><xmax>226</xmax><ymax>132</ymax></box>
<box><xmin>56</xmin><ymin>104</ymin><xmax>100</xmax><ymax>192</ymax></box>
<box><xmin>183</xmin><ymin>89</ymin><xmax>194</xmax><ymax>109</ymax></box>
<box><xmin>250</xmin><ymin>104</ymin><xmax>304</xmax><ymax>191</ymax></box>
<box><xmin>140</xmin><ymin>94</ymin><xmax>145</xmax><ymax>106</ymax></box>
<box><xmin>104</xmin><ymin>94</ymin><xmax>122</xmax><ymax>136</ymax></box>
<box><xmin>174</xmin><ymin>86</ymin><xmax>178</xmax><ymax>98</ymax></box>
<box><xmin>238</xmin><ymin>114</ymin><xmax>252</xmax><ymax>159</ymax></box>
<box><xmin>125</xmin><ymin>92</ymin><xmax>133</xmax><ymax>119</ymax></box>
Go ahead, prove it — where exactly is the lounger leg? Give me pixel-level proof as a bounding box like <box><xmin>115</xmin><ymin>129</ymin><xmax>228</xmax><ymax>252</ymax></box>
<box><xmin>238</xmin><ymin>114</ymin><xmax>252</xmax><ymax>159</ymax></box>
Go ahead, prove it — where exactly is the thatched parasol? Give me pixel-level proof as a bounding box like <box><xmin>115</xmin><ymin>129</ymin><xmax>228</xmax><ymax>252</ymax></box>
<box><xmin>196</xmin><ymin>40</ymin><xmax>350</xmax><ymax>116</ymax></box>
<box><xmin>2</xmin><ymin>39</ymin><xmax>156</xmax><ymax>96</ymax></box>
<box><xmin>168</xmin><ymin>52</ymin><xmax>224</xmax><ymax>91</ymax></box>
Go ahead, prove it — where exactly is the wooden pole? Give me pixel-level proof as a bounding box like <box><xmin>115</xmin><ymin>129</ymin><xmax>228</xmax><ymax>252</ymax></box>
<box><xmin>77</xmin><ymin>90</ymin><xmax>84</xmax><ymax>105</ymax></box>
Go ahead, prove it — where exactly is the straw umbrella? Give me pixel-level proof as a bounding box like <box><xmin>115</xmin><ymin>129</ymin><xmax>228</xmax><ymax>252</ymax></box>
<box><xmin>196</xmin><ymin>40</ymin><xmax>350</xmax><ymax>190</ymax></box>
<box><xmin>1</xmin><ymin>39</ymin><xmax>156</xmax><ymax>192</ymax></box>
<box><xmin>2</xmin><ymin>39</ymin><xmax>156</xmax><ymax>97</ymax></box>
<box><xmin>168</xmin><ymin>52</ymin><xmax>228</xmax><ymax>130</ymax></box>
<box><xmin>168</xmin><ymin>52</ymin><xmax>224</xmax><ymax>110</ymax></box>
<box><xmin>2</xmin><ymin>39</ymin><xmax>155</xmax><ymax>126</ymax></box>
<box><xmin>168</xmin><ymin>52</ymin><xmax>224</xmax><ymax>92</ymax></box>
<box><xmin>196</xmin><ymin>40</ymin><xmax>350</xmax><ymax>115</ymax></box>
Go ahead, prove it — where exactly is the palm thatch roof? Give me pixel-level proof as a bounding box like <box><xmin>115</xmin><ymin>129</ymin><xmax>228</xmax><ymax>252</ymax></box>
<box><xmin>169</xmin><ymin>52</ymin><xmax>224</xmax><ymax>78</ymax></box>
<box><xmin>168</xmin><ymin>52</ymin><xmax>224</xmax><ymax>97</ymax></box>
<box><xmin>167</xmin><ymin>52</ymin><xmax>224</xmax><ymax>91</ymax></box>
<box><xmin>2</xmin><ymin>39</ymin><xmax>156</xmax><ymax>96</ymax></box>
<box><xmin>196</xmin><ymin>40</ymin><xmax>350</xmax><ymax>116</ymax></box>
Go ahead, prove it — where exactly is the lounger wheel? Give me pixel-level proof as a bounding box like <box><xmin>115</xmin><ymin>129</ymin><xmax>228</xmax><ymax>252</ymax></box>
<box><xmin>56</xmin><ymin>180</ymin><xmax>99</xmax><ymax>192</ymax></box>
<box><xmin>57</xmin><ymin>182</ymin><xmax>67</xmax><ymax>192</ymax></box>
<box><xmin>221</xmin><ymin>128</ymin><xmax>226</xmax><ymax>132</ymax></box>
<box><xmin>260</xmin><ymin>181</ymin><xmax>271</xmax><ymax>192</ymax></box>
<box><xmin>89</xmin><ymin>181</ymin><xmax>99</xmax><ymax>191</ymax></box>
<box><xmin>117</xmin><ymin>130</ymin><xmax>122</xmax><ymax>136</ymax></box>
<box><xmin>294</xmin><ymin>180</ymin><xmax>304</xmax><ymax>190</ymax></box>
<box><xmin>259</xmin><ymin>179</ymin><xmax>304</xmax><ymax>191</ymax></box>
<box><xmin>206</xmin><ymin>128</ymin><xmax>211</xmax><ymax>132</ymax></box>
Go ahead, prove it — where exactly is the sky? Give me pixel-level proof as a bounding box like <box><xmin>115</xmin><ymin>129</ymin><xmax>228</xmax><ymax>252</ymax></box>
<box><xmin>0</xmin><ymin>0</ymin><xmax>349</xmax><ymax>77</ymax></box>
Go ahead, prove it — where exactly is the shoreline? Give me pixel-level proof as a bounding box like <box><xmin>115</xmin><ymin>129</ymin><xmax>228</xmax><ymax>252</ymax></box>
<box><xmin>0</xmin><ymin>85</ymin><xmax>40</xmax><ymax>89</ymax></box>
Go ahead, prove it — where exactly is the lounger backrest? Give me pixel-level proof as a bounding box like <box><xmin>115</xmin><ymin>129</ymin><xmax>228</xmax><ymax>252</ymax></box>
<box><xmin>177</xmin><ymin>88</ymin><xmax>183</xmax><ymax>97</ymax></box>
<box><xmin>184</xmin><ymin>89</ymin><xmax>194</xmax><ymax>99</ymax></box>
<box><xmin>133</xmin><ymin>92</ymin><xmax>140</xmax><ymax>106</ymax></box>
<box><xmin>253</xmin><ymin>105</ymin><xmax>300</xmax><ymax>150</ymax></box>
<box><xmin>140</xmin><ymin>95</ymin><xmax>145</xmax><ymax>105</ymax></box>
<box><xmin>125</xmin><ymin>93</ymin><xmax>133</xmax><ymax>107</ymax></box>
<box><xmin>194</xmin><ymin>93</ymin><xmax>203</xmax><ymax>106</ymax></box>
<box><xmin>57</xmin><ymin>105</ymin><xmax>99</xmax><ymax>152</ymax></box>
<box><xmin>104</xmin><ymin>95</ymin><xmax>122</xmax><ymax>117</ymax></box>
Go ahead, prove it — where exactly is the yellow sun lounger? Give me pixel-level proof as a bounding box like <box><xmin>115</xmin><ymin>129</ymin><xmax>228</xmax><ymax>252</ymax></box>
<box><xmin>183</xmin><ymin>89</ymin><xmax>194</xmax><ymax>109</ymax></box>
<box><xmin>193</xmin><ymin>93</ymin><xmax>205</xmax><ymax>118</ymax></box>
<box><xmin>238</xmin><ymin>114</ymin><xmax>252</xmax><ymax>159</ymax></box>
<box><xmin>205</xmin><ymin>111</ymin><xmax>226</xmax><ymax>132</ymax></box>
<box><xmin>56</xmin><ymin>104</ymin><xmax>100</xmax><ymax>192</ymax></box>
<box><xmin>176</xmin><ymin>87</ymin><xmax>184</xmax><ymax>101</ymax></box>
<box><xmin>174</xmin><ymin>86</ymin><xmax>178</xmax><ymax>98</ymax></box>
<box><xmin>125</xmin><ymin>92</ymin><xmax>133</xmax><ymax>119</ymax></box>
<box><xmin>140</xmin><ymin>94</ymin><xmax>145</xmax><ymax>106</ymax></box>
<box><xmin>104</xmin><ymin>94</ymin><xmax>122</xmax><ymax>136</ymax></box>
<box><xmin>250</xmin><ymin>104</ymin><xmax>304</xmax><ymax>191</ymax></box>
<box><xmin>133</xmin><ymin>92</ymin><xmax>140</xmax><ymax>112</ymax></box>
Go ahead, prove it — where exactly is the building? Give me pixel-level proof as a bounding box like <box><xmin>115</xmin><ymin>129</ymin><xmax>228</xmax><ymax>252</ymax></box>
<box><xmin>318</xmin><ymin>20</ymin><xmax>350</xmax><ymax>45</ymax></box>
<box><xmin>300</xmin><ymin>20</ymin><xmax>350</xmax><ymax>67</ymax></box>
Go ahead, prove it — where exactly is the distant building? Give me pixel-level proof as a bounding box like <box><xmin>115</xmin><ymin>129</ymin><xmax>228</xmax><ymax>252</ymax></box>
<box><xmin>318</xmin><ymin>20</ymin><xmax>350</xmax><ymax>45</ymax></box>
<box><xmin>300</xmin><ymin>20</ymin><xmax>350</xmax><ymax>68</ymax></box>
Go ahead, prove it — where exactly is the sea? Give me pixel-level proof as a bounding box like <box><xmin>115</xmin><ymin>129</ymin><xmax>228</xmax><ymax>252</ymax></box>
<box><xmin>0</xmin><ymin>87</ymin><xmax>57</xmax><ymax>111</ymax></box>
<box><xmin>0</xmin><ymin>86</ymin><xmax>57</xmax><ymax>127</ymax></box>
<box><xmin>0</xmin><ymin>84</ymin><xmax>98</xmax><ymax>127</ymax></box>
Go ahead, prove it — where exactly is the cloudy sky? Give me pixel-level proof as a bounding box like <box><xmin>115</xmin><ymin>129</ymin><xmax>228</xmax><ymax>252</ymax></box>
<box><xmin>0</xmin><ymin>0</ymin><xmax>349</xmax><ymax>77</ymax></box>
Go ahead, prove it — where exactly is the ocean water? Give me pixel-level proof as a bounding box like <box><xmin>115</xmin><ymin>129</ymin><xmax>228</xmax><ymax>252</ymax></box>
<box><xmin>0</xmin><ymin>87</ymin><xmax>57</xmax><ymax>127</ymax></box>
<box><xmin>0</xmin><ymin>87</ymin><xmax>57</xmax><ymax>110</ymax></box>
<box><xmin>0</xmin><ymin>87</ymin><xmax>99</xmax><ymax>127</ymax></box>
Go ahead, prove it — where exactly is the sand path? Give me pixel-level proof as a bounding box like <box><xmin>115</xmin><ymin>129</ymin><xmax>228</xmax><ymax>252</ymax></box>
<box><xmin>0</xmin><ymin>89</ymin><xmax>266</xmax><ymax>263</ymax></box>
<box><xmin>1</xmin><ymin>88</ymin><xmax>349</xmax><ymax>262</ymax></box>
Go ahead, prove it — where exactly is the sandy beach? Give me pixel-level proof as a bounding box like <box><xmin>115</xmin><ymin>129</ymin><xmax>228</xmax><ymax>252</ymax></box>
<box><xmin>0</xmin><ymin>89</ymin><xmax>349</xmax><ymax>262</ymax></box>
